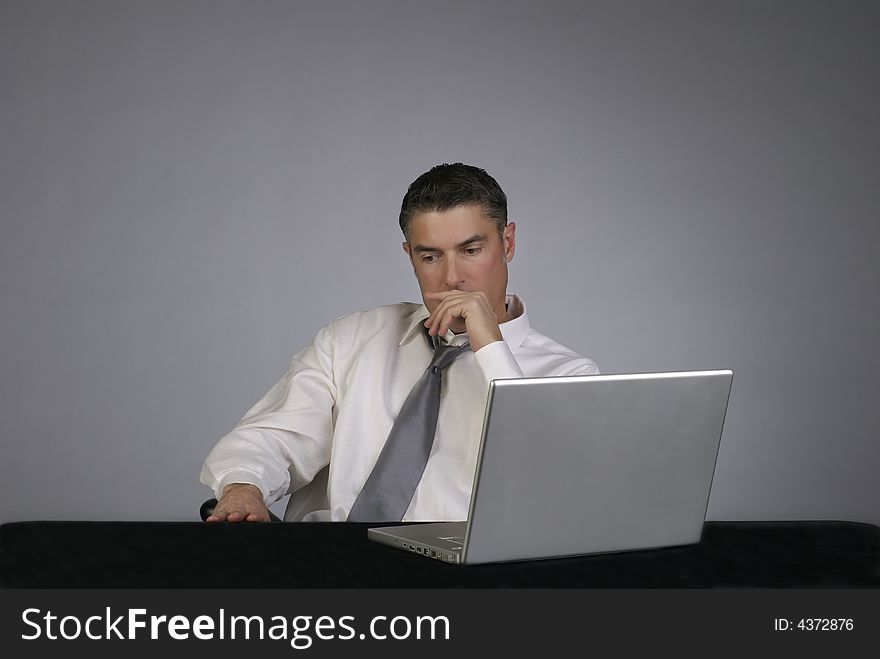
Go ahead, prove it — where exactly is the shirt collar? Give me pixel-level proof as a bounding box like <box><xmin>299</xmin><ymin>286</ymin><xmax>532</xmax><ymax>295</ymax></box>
<box><xmin>398</xmin><ymin>293</ymin><xmax>530</xmax><ymax>350</ymax></box>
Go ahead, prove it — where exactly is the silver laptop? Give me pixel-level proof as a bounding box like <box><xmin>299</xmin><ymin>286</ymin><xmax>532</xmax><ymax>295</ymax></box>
<box><xmin>367</xmin><ymin>370</ymin><xmax>733</xmax><ymax>564</ymax></box>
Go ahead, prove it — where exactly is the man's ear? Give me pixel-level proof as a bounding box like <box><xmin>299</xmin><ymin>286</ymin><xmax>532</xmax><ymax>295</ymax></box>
<box><xmin>503</xmin><ymin>221</ymin><xmax>517</xmax><ymax>263</ymax></box>
<box><xmin>402</xmin><ymin>241</ymin><xmax>417</xmax><ymax>274</ymax></box>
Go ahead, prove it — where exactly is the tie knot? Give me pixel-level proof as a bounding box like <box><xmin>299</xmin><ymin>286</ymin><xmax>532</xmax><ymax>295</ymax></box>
<box><xmin>428</xmin><ymin>341</ymin><xmax>470</xmax><ymax>372</ymax></box>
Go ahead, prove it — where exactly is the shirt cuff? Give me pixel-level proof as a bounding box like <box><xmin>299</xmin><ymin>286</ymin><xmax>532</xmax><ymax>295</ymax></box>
<box><xmin>200</xmin><ymin>466</ymin><xmax>274</xmax><ymax>506</ymax></box>
<box><xmin>473</xmin><ymin>340</ymin><xmax>524</xmax><ymax>382</ymax></box>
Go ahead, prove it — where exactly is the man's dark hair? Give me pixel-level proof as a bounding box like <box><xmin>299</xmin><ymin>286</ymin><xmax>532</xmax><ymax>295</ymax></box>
<box><xmin>399</xmin><ymin>163</ymin><xmax>508</xmax><ymax>240</ymax></box>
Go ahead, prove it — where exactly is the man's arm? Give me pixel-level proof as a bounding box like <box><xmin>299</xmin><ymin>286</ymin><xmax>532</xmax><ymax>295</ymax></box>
<box><xmin>200</xmin><ymin>322</ymin><xmax>338</xmax><ymax>523</ymax></box>
<box><xmin>421</xmin><ymin>289</ymin><xmax>599</xmax><ymax>380</ymax></box>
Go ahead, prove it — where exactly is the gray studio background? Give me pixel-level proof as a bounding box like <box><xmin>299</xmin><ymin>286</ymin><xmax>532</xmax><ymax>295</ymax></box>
<box><xmin>1</xmin><ymin>0</ymin><xmax>877</xmax><ymax>524</ymax></box>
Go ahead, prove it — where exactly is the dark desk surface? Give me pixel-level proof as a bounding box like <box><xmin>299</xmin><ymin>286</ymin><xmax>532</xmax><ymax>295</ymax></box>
<box><xmin>1</xmin><ymin>520</ymin><xmax>878</xmax><ymax>588</ymax></box>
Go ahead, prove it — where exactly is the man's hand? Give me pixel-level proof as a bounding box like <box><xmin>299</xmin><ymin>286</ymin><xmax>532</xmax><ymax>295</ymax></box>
<box><xmin>423</xmin><ymin>290</ymin><xmax>504</xmax><ymax>352</ymax></box>
<box><xmin>206</xmin><ymin>483</ymin><xmax>271</xmax><ymax>523</ymax></box>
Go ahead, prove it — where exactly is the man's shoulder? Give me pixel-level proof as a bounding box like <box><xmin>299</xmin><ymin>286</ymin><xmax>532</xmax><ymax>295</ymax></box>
<box><xmin>321</xmin><ymin>302</ymin><xmax>424</xmax><ymax>342</ymax></box>
<box><xmin>327</xmin><ymin>301</ymin><xmax>422</xmax><ymax>327</ymax></box>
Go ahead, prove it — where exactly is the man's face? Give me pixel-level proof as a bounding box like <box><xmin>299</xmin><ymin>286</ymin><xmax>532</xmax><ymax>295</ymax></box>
<box><xmin>402</xmin><ymin>204</ymin><xmax>516</xmax><ymax>323</ymax></box>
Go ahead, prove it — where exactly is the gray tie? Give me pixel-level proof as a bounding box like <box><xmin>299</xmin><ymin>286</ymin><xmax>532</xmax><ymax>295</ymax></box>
<box><xmin>347</xmin><ymin>333</ymin><xmax>470</xmax><ymax>521</ymax></box>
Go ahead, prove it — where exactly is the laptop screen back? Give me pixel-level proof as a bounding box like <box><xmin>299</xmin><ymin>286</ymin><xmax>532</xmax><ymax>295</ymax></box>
<box><xmin>461</xmin><ymin>370</ymin><xmax>733</xmax><ymax>564</ymax></box>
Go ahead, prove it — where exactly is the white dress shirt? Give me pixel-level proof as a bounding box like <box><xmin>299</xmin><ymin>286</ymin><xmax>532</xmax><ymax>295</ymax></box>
<box><xmin>200</xmin><ymin>293</ymin><xmax>599</xmax><ymax>521</ymax></box>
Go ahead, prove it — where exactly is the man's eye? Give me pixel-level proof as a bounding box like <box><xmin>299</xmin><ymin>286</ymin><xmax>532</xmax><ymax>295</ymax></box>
<box><xmin>421</xmin><ymin>255</ymin><xmax>437</xmax><ymax>263</ymax></box>
<box><xmin>463</xmin><ymin>247</ymin><xmax>482</xmax><ymax>255</ymax></box>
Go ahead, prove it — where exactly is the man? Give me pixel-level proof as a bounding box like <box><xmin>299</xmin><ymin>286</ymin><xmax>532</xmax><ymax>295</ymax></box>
<box><xmin>201</xmin><ymin>163</ymin><xmax>598</xmax><ymax>522</ymax></box>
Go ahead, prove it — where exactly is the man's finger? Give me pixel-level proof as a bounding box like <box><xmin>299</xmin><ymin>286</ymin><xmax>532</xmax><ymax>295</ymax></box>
<box><xmin>428</xmin><ymin>298</ymin><xmax>456</xmax><ymax>330</ymax></box>
<box><xmin>431</xmin><ymin>309</ymin><xmax>452</xmax><ymax>337</ymax></box>
<box><xmin>224</xmin><ymin>510</ymin><xmax>248</xmax><ymax>522</ymax></box>
<box><xmin>433</xmin><ymin>306</ymin><xmax>463</xmax><ymax>337</ymax></box>
<box><xmin>424</xmin><ymin>290</ymin><xmax>461</xmax><ymax>300</ymax></box>
<box><xmin>441</xmin><ymin>303</ymin><xmax>466</xmax><ymax>336</ymax></box>
<box><xmin>438</xmin><ymin>308</ymin><xmax>455</xmax><ymax>337</ymax></box>
<box><xmin>207</xmin><ymin>508</ymin><xmax>266</xmax><ymax>523</ymax></box>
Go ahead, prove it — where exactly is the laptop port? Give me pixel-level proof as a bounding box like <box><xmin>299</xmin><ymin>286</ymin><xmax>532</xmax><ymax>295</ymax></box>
<box><xmin>430</xmin><ymin>549</ymin><xmax>437</xmax><ymax>557</ymax></box>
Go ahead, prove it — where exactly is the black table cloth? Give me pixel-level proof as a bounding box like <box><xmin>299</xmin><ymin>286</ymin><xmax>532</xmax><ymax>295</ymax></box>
<box><xmin>1</xmin><ymin>520</ymin><xmax>877</xmax><ymax>588</ymax></box>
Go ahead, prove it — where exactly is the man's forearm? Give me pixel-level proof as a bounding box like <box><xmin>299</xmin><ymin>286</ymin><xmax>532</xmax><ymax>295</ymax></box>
<box><xmin>200</xmin><ymin>426</ymin><xmax>297</xmax><ymax>504</ymax></box>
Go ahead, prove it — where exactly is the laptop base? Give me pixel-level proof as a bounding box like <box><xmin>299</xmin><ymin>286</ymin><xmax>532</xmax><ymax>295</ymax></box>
<box><xmin>368</xmin><ymin>522</ymin><xmax>466</xmax><ymax>564</ymax></box>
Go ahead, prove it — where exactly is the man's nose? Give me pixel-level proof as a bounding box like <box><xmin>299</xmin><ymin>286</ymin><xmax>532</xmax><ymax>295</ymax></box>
<box><xmin>443</xmin><ymin>257</ymin><xmax>463</xmax><ymax>288</ymax></box>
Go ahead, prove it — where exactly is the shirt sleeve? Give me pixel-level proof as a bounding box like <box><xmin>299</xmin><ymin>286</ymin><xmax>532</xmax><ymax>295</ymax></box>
<box><xmin>199</xmin><ymin>323</ymin><xmax>338</xmax><ymax>506</ymax></box>
<box><xmin>565</xmin><ymin>358</ymin><xmax>600</xmax><ymax>376</ymax></box>
<box><xmin>472</xmin><ymin>339</ymin><xmax>525</xmax><ymax>381</ymax></box>
<box><xmin>473</xmin><ymin>338</ymin><xmax>600</xmax><ymax>380</ymax></box>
